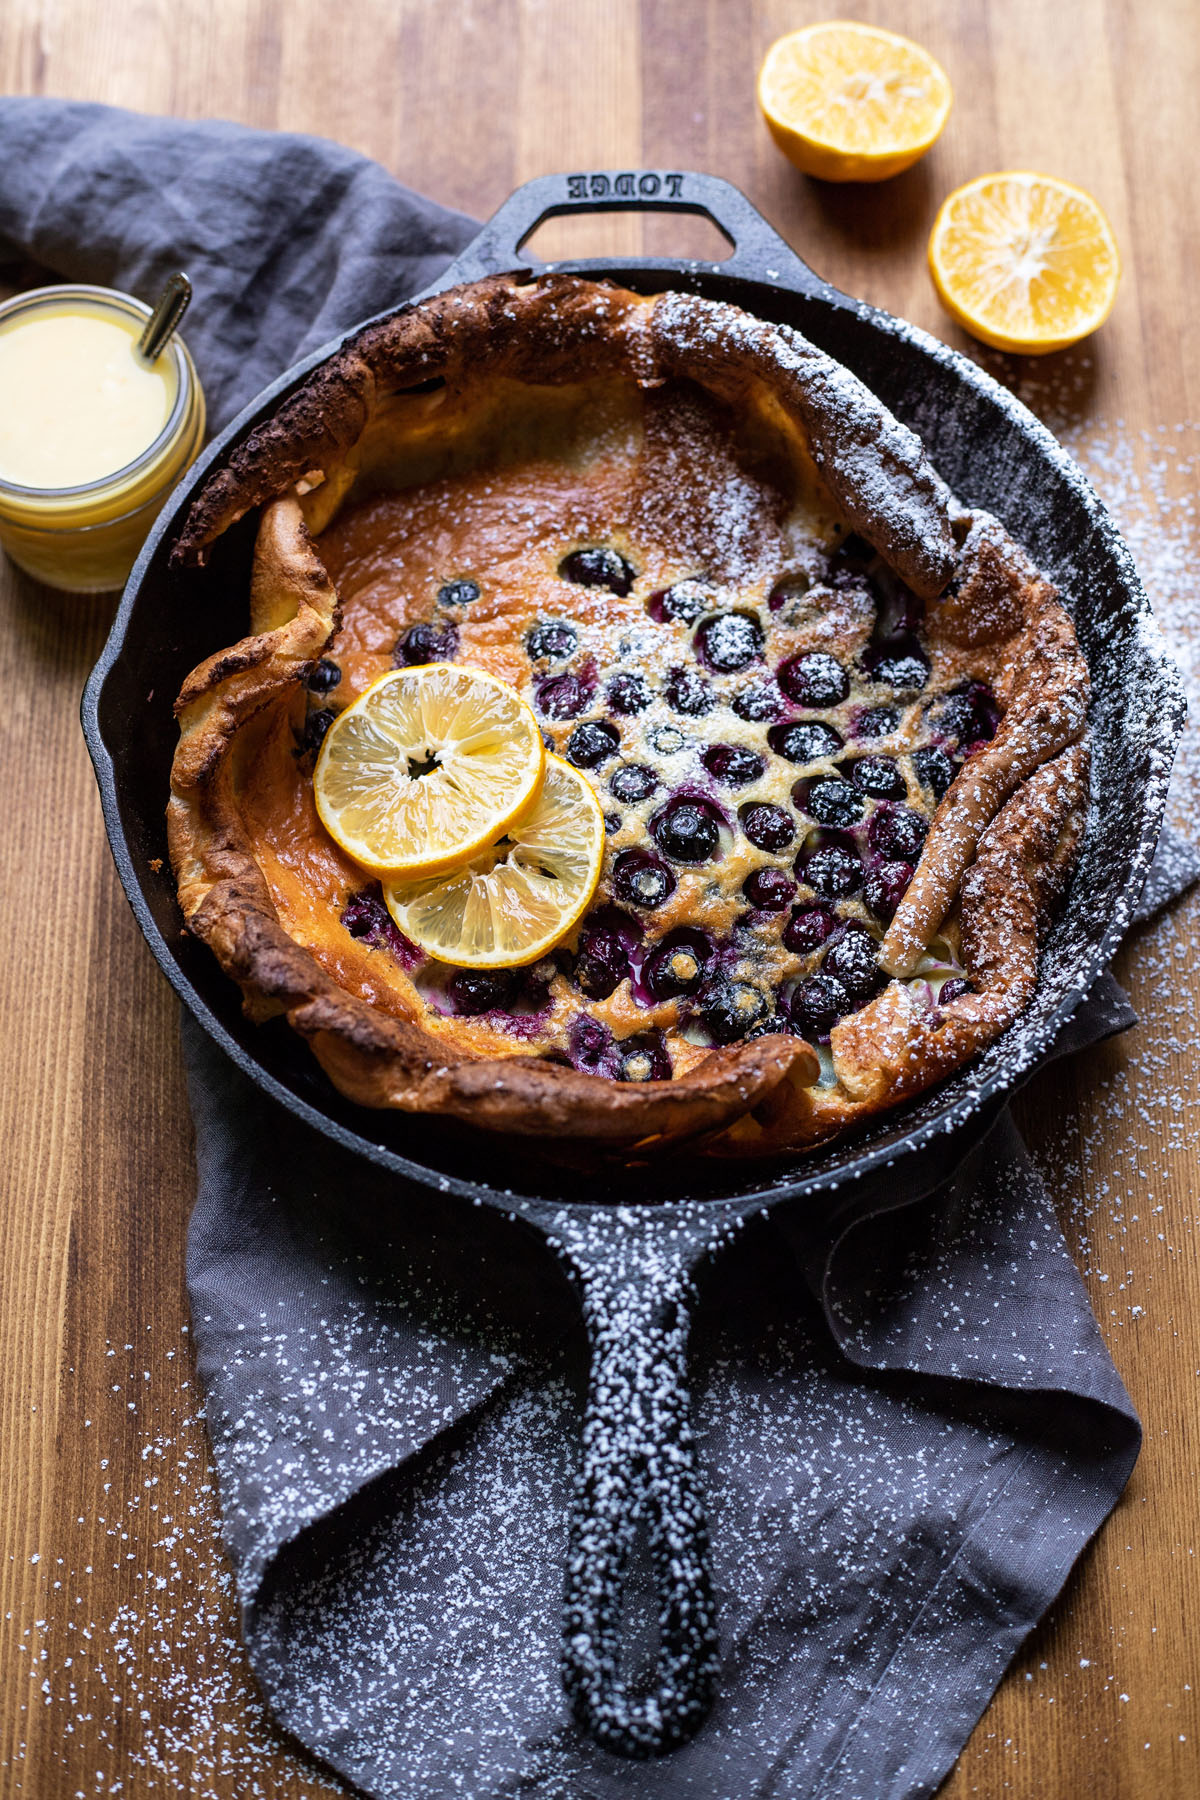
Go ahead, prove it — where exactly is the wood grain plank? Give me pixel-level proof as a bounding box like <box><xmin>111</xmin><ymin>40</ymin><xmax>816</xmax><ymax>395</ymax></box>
<box><xmin>0</xmin><ymin>2</ymin><xmax>1197</xmax><ymax>1794</ymax></box>
<box><xmin>511</xmin><ymin>0</ymin><xmax>645</xmax><ymax>261</ymax></box>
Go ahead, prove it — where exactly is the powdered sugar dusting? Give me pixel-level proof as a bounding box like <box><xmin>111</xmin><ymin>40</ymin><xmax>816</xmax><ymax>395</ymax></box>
<box><xmin>1</xmin><ymin>1325</ymin><xmax>350</xmax><ymax>1798</ymax></box>
<box><xmin>650</xmin><ymin>290</ymin><xmax>958</xmax><ymax>598</ymax></box>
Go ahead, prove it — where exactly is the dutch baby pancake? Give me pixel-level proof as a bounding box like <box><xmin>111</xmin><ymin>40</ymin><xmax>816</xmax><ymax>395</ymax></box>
<box><xmin>168</xmin><ymin>275</ymin><xmax>1088</xmax><ymax>1156</ymax></box>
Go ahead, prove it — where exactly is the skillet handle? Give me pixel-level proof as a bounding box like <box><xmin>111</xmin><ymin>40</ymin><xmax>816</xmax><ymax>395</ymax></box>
<box><xmin>551</xmin><ymin>1206</ymin><xmax>723</xmax><ymax>1756</ymax></box>
<box><xmin>443</xmin><ymin>169</ymin><xmax>826</xmax><ymax>294</ymax></box>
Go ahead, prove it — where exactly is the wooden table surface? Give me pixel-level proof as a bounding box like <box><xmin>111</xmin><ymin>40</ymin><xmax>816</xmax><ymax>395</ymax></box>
<box><xmin>2</xmin><ymin>2</ymin><xmax>1198</xmax><ymax>1794</ymax></box>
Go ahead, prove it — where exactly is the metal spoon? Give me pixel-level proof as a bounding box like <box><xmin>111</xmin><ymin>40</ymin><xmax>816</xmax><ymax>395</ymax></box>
<box><xmin>138</xmin><ymin>272</ymin><xmax>192</xmax><ymax>362</ymax></box>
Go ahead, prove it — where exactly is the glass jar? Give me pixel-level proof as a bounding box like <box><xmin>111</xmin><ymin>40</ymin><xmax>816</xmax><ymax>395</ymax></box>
<box><xmin>0</xmin><ymin>283</ymin><xmax>206</xmax><ymax>593</ymax></box>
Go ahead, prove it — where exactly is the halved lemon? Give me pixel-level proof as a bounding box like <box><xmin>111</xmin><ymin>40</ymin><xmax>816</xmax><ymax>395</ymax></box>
<box><xmin>382</xmin><ymin>756</ymin><xmax>605</xmax><ymax>968</ymax></box>
<box><xmin>313</xmin><ymin>663</ymin><xmax>545</xmax><ymax>879</ymax></box>
<box><xmin>928</xmin><ymin>172</ymin><xmax>1121</xmax><ymax>354</ymax></box>
<box><xmin>758</xmin><ymin>22</ymin><xmax>952</xmax><ymax>183</ymax></box>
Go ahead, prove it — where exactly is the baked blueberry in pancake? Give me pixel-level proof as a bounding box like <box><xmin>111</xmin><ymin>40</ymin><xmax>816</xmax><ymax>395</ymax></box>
<box><xmin>167</xmin><ymin>275</ymin><xmax>1088</xmax><ymax>1156</ymax></box>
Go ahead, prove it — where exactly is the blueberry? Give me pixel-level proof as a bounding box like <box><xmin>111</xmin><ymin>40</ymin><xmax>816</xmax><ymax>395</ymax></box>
<box><xmin>617</xmin><ymin>1032</ymin><xmax>671</xmax><ymax>1082</ymax></box>
<box><xmin>559</xmin><ymin>546</ymin><xmax>636</xmax><ymax>596</ymax></box>
<box><xmin>306</xmin><ymin>657</ymin><xmax>342</xmax><ymax>694</ymax></box>
<box><xmin>800</xmin><ymin>838</ymin><xmax>863</xmax><ymax>899</ymax></box>
<box><xmin>742</xmin><ymin>1012</ymin><xmax>794</xmax><ymax>1040</ymax></box>
<box><xmin>742</xmin><ymin>867</ymin><xmax>796</xmax><ymax>911</ymax></box>
<box><xmin>526</xmin><ymin>620</ymin><xmax>578</xmax><ymax>661</ymax></box>
<box><xmin>568</xmin><ymin>1014</ymin><xmax>616</xmax><ymax>1076</ymax></box>
<box><xmin>341</xmin><ymin>886</ymin><xmax>391</xmax><ymax>941</ymax></box>
<box><xmin>395</xmin><ymin>621</ymin><xmax>458</xmax><ymax>666</ymax></box>
<box><xmin>574</xmin><ymin>927</ymin><xmax>631</xmax><ymax>999</ymax></box>
<box><xmin>864</xmin><ymin>642</ymin><xmax>929</xmax><ymax>690</ymax></box>
<box><xmin>537</xmin><ymin>669</ymin><xmax>594</xmax><ymax>719</ymax></box>
<box><xmin>931</xmin><ymin>683</ymin><xmax>999</xmax><ymax>748</ymax></box>
<box><xmin>695</xmin><ymin>611</ymin><xmax>763</xmax><ymax>673</ymax></box>
<box><xmin>822</xmin><ymin>927</ymin><xmax>881</xmax><ymax>1007</ymax></box>
<box><xmin>340</xmin><ymin>886</ymin><xmax>421</xmax><ymax>967</ymax></box>
<box><xmin>864</xmin><ymin>860</ymin><xmax>913</xmax><ymax>921</ymax></box>
<box><xmin>731</xmin><ymin>682</ymin><xmax>783</xmax><ymax>723</ymax></box>
<box><xmin>847</xmin><ymin>755</ymin><xmax>906</xmax><ymax>800</ymax></box>
<box><xmin>932</xmin><ymin>692</ymin><xmax>978</xmax><ymax>740</ymax></box>
<box><xmin>702</xmin><ymin>743</ymin><xmax>766</xmax><ymax>787</ymax></box>
<box><xmin>790</xmin><ymin>973</ymin><xmax>849</xmax><ymax>1039</ymax></box>
<box><xmin>740</xmin><ymin>802</ymin><xmax>795</xmax><ymax>852</ymax></box>
<box><xmin>868</xmin><ymin>805</ymin><xmax>928</xmax><ymax>862</ymax></box>
<box><xmin>643</xmin><ymin>933</ymin><xmax>711</xmax><ymax>1001</ymax></box>
<box><xmin>665</xmin><ymin>665</ymin><xmax>715</xmax><ymax>716</ymax></box>
<box><xmin>768</xmin><ymin>720</ymin><xmax>843</xmax><ymax>764</ymax></box>
<box><xmin>650</xmin><ymin>725</ymin><xmax>686</xmax><ymax>755</ymax></box>
<box><xmin>612</xmin><ymin>847</ymin><xmax>676</xmax><ymax>910</ymax></box>
<box><xmin>566</xmin><ymin>720</ymin><xmax>620</xmax><ymax>768</ymax></box>
<box><xmin>610</xmin><ymin>764</ymin><xmax>658</xmax><ymax>804</ymax></box>
<box><xmin>778</xmin><ymin>651</ymin><xmax>850</xmax><ymax>707</ymax></box>
<box><xmin>437</xmin><ymin>579</ymin><xmax>481</xmax><ymax>608</ymax></box>
<box><xmin>604</xmin><ymin>812</ymin><xmax>621</xmax><ymax>835</ymax></box>
<box><xmin>912</xmin><ymin>745</ymin><xmax>955</xmax><ymax>799</ymax></box>
<box><xmin>652</xmin><ymin>578</ymin><xmax>711</xmax><ymax>624</ymax></box>
<box><xmin>855</xmin><ymin>706</ymin><xmax>899</xmax><ymax>740</ymax></box>
<box><xmin>652</xmin><ymin>796</ymin><xmax>722</xmax><ymax>863</ymax></box>
<box><xmin>801</xmin><ymin>778</ymin><xmax>864</xmax><ymax>828</ymax></box>
<box><xmin>783</xmin><ymin>905</ymin><xmax>837</xmax><ymax>954</ymax></box>
<box><xmin>608</xmin><ymin>672</ymin><xmax>652</xmax><ymax>715</ymax></box>
<box><xmin>297</xmin><ymin>707</ymin><xmax>337</xmax><ymax>755</ymax></box>
<box><xmin>938</xmin><ymin>976</ymin><xmax>974</xmax><ymax>1005</ymax></box>
<box><xmin>700</xmin><ymin>977</ymin><xmax>768</xmax><ymax>1045</ymax></box>
<box><xmin>449</xmin><ymin>968</ymin><xmax>516</xmax><ymax>1015</ymax></box>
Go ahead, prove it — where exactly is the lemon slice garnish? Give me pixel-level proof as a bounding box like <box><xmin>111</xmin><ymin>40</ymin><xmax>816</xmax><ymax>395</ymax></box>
<box><xmin>313</xmin><ymin>663</ymin><xmax>545</xmax><ymax>879</ymax></box>
<box><xmin>382</xmin><ymin>756</ymin><xmax>605</xmax><ymax>967</ymax></box>
<box><xmin>758</xmin><ymin>22</ymin><xmax>952</xmax><ymax>184</ymax></box>
<box><xmin>928</xmin><ymin>172</ymin><xmax>1121</xmax><ymax>354</ymax></box>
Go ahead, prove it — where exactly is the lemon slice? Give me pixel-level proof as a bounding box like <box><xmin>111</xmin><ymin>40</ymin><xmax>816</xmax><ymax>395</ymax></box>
<box><xmin>313</xmin><ymin>663</ymin><xmax>545</xmax><ymax>879</ymax></box>
<box><xmin>929</xmin><ymin>172</ymin><xmax>1121</xmax><ymax>354</ymax></box>
<box><xmin>382</xmin><ymin>756</ymin><xmax>605</xmax><ymax>967</ymax></box>
<box><xmin>758</xmin><ymin>22</ymin><xmax>952</xmax><ymax>183</ymax></box>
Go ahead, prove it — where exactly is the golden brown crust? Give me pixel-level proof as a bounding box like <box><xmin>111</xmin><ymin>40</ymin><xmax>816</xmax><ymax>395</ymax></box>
<box><xmin>167</xmin><ymin>275</ymin><xmax>1089</xmax><ymax>1158</ymax></box>
<box><xmin>880</xmin><ymin>569</ymin><xmax>1089</xmax><ymax>977</ymax></box>
<box><xmin>173</xmin><ymin>276</ymin><xmax>957</xmax><ymax>597</ymax></box>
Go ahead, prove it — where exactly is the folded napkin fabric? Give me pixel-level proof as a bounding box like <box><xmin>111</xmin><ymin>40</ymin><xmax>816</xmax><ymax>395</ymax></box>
<box><xmin>7</xmin><ymin>95</ymin><xmax>1196</xmax><ymax>1800</ymax></box>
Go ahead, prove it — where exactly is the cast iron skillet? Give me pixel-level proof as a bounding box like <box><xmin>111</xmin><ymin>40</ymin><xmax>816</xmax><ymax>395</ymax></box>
<box><xmin>82</xmin><ymin>172</ymin><xmax>1184</xmax><ymax>1757</ymax></box>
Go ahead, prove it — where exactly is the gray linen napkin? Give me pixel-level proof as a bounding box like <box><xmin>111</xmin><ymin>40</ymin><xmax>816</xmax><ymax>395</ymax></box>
<box><xmin>9</xmin><ymin>95</ymin><xmax>1196</xmax><ymax>1800</ymax></box>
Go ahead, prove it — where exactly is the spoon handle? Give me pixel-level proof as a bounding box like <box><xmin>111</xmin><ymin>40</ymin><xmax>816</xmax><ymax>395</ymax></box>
<box><xmin>138</xmin><ymin>272</ymin><xmax>192</xmax><ymax>362</ymax></box>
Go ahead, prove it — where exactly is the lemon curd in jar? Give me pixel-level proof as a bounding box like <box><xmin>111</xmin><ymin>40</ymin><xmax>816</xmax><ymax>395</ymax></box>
<box><xmin>0</xmin><ymin>284</ymin><xmax>205</xmax><ymax>592</ymax></box>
